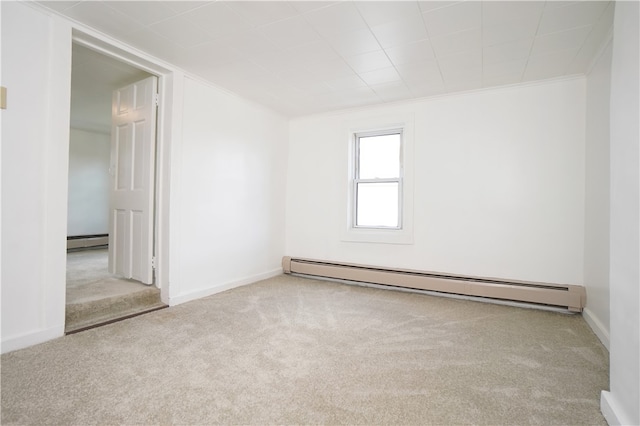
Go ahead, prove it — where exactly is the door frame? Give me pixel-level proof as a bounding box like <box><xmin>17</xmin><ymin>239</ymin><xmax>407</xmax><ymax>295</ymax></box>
<box><xmin>71</xmin><ymin>28</ymin><xmax>180</xmax><ymax>305</ymax></box>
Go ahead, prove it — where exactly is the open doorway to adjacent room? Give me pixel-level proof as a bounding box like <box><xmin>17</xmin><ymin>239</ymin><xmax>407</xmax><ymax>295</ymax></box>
<box><xmin>66</xmin><ymin>43</ymin><xmax>166</xmax><ymax>333</ymax></box>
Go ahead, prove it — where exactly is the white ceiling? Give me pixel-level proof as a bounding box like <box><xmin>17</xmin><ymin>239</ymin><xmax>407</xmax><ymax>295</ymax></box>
<box><xmin>38</xmin><ymin>1</ymin><xmax>614</xmax><ymax>117</ymax></box>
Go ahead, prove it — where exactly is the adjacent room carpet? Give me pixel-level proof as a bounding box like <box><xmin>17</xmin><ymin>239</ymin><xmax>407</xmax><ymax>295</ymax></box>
<box><xmin>1</xmin><ymin>274</ymin><xmax>608</xmax><ymax>425</ymax></box>
<box><xmin>66</xmin><ymin>248</ymin><xmax>165</xmax><ymax>333</ymax></box>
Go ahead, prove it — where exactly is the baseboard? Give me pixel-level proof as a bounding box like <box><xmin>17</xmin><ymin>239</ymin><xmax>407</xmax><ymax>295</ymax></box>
<box><xmin>67</xmin><ymin>235</ymin><xmax>108</xmax><ymax>250</ymax></box>
<box><xmin>601</xmin><ymin>391</ymin><xmax>635</xmax><ymax>425</ymax></box>
<box><xmin>168</xmin><ymin>268</ymin><xmax>283</xmax><ymax>306</ymax></box>
<box><xmin>1</xmin><ymin>325</ymin><xmax>65</xmax><ymax>354</ymax></box>
<box><xmin>283</xmin><ymin>257</ymin><xmax>586</xmax><ymax>312</ymax></box>
<box><xmin>583</xmin><ymin>308</ymin><xmax>610</xmax><ymax>350</ymax></box>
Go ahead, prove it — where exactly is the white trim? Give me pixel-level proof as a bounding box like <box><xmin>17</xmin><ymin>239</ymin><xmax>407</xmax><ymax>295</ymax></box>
<box><xmin>313</xmin><ymin>75</ymin><xmax>587</xmax><ymax>121</ymax></box>
<box><xmin>68</xmin><ymin>29</ymin><xmax>180</xmax><ymax>306</ymax></box>
<box><xmin>583</xmin><ymin>307</ymin><xmax>610</xmax><ymax>350</ymax></box>
<box><xmin>342</xmin><ymin>114</ymin><xmax>415</xmax><ymax>245</ymax></box>
<box><xmin>601</xmin><ymin>391</ymin><xmax>635</xmax><ymax>426</ymax></box>
<box><xmin>168</xmin><ymin>269</ymin><xmax>283</xmax><ymax>306</ymax></box>
<box><xmin>43</xmin><ymin>14</ymin><xmax>73</xmax><ymax>341</ymax></box>
<box><xmin>353</xmin><ymin>129</ymin><xmax>403</xmax><ymax>229</ymax></box>
<box><xmin>1</xmin><ymin>325</ymin><xmax>65</xmax><ymax>354</ymax></box>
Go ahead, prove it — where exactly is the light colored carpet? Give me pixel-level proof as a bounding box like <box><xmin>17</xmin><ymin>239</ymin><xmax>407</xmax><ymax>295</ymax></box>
<box><xmin>65</xmin><ymin>248</ymin><xmax>165</xmax><ymax>332</ymax></box>
<box><xmin>2</xmin><ymin>274</ymin><xmax>608</xmax><ymax>425</ymax></box>
<box><xmin>66</xmin><ymin>248</ymin><xmax>152</xmax><ymax>304</ymax></box>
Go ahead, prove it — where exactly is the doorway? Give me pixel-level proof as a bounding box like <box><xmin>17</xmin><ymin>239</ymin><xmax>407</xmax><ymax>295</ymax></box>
<box><xmin>65</xmin><ymin>43</ymin><xmax>165</xmax><ymax>333</ymax></box>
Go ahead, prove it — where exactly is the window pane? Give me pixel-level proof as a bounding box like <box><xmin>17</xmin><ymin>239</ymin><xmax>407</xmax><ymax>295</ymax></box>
<box><xmin>358</xmin><ymin>133</ymin><xmax>400</xmax><ymax>179</ymax></box>
<box><xmin>356</xmin><ymin>182</ymin><xmax>399</xmax><ymax>227</ymax></box>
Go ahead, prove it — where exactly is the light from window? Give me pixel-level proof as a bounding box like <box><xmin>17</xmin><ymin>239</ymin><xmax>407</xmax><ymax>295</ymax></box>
<box><xmin>354</xmin><ymin>130</ymin><xmax>402</xmax><ymax>228</ymax></box>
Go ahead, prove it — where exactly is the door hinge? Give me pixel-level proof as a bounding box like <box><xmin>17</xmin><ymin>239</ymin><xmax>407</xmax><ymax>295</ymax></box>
<box><xmin>151</xmin><ymin>256</ymin><xmax>157</xmax><ymax>269</ymax></box>
<box><xmin>154</xmin><ymin>93</ymin><xmax>159</xmax><ymax>107</ymax></box>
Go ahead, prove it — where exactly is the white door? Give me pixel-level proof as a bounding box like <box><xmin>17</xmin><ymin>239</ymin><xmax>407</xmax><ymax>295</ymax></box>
<box><xmin>108</xmin><ymin>76</ymin><xmax>158</xmax><ymax>284</ymax></box>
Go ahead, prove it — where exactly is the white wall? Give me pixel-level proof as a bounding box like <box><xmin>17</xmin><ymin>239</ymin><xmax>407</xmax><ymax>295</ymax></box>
<box><xmin>67</xmin><ymin>128</ymin><xmax>110</xmax><ymax>236</ymax></box>
<box><xmin>583</xmin><ymin>40</ymin><xmax>612</xmax><ymax>349</ymax></box>
<box><xmin>287</xmin><ymin>78</ymin><xmax>586</xmax><ymax>285</ymax></box>
<box><xmin>1</xmin><ymin>2</ymin><xmax>71</xmax><ymax>351</ymax></box>
<box><xmin>0</xmin><ymin>2</ymin><xmax>289</xmax><ymax>352</ymax></box>
<box><xmin>601</xmin><ymin>2</ymin><xmax>640</xmax><ymax>425</ymax></box>
<box><xmin>169</xmin><ymin>77</ymin><xmax>288</xmax><ymax>304</ymax></box>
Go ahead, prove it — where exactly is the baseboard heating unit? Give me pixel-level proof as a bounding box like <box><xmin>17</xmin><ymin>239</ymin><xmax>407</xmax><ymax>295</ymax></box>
<box><xmin>282</xmin><ymin>257</ymin><xmax>586</xmax><ymax>312</ymax></box>
<box><xmin>67</xmin><ymin>234</ymin><xmax>109</xmax><ymax>250</ymax></box>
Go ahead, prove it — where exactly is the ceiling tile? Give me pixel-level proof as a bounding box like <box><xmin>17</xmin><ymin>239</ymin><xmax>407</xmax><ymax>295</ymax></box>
<box><xmin>63</xmin><ymin>2</ymin><xmax>142</xmax><ymax>37</ymax></box>
<box><xmin>483</xmin><ymin>58</ymin><xmax>527</xmax><ymax>79</ymax></box>
<box><xmin>384</xmin><ymin>40</ymin><xmax>436</xmax><ymax>66</ymax></box>
<box><xmin>337</xmin><ymin>86</ymin><xmax>381</xmax><ymax>105</ymax></box>
<box><xmin>483</xmin><ymin>38</ymin><xmax>534</xmax><ymax>65</ymax></box>
<box><xmin>48</xmin><ymin>0</ymin><xmax>616</xmax><ymax>117</ymax></box>
<box><xmin>164</xmin><ymin>2</ymin><xmax>209</xmax><ymax>14</ymax></box>
<box><xmin>395</xmin><ymin>59</ymin><xmax>443</xmax><ymax>86</ymax></box>
<box><xmin>305</xmin><ymin>2</ymin><xmax>368</xmax><ymax>37</ymax></box>
<box><xmin>182</xmin><ymin>40</ymin><xmax>244</xmax><ymax>70</ymax></box>
<box><xmin>181</xmin><ymin>2</ymin><xmax>252</xmax><ymax>39</ymax></box>
<box><xmin>250</xmin><ymin>50</ymin><xmax>310</xmax><ymax>76</ymax></box>
<box><xmin>356</xmin><ymin>1</ymin><xmax>423</xmax><ymax>27</ymax></box>
<box><xmin>223</xmin><ymin>1</ymin><xmax>299</xmax><ymax>28</ymax></box>
<box><xmin>410</xmin><ymin>83</ymin><xmax>446</xmax><ymax>98</ymax></box>
<box><xmin>209</xmin><ymin>59</ymin><xmax>270</xmax><ymax>83</ymax></box>
<box><xmin>345</xmin><ymin>50</ymin><xmax>393</xmax><ymax>74</ymax></box>
<box><xmin>35</xmin><ymin>1</ymin><xmax>82</xmax><ymax>12</ymax></box>
<box><xmin>324</xmin><ymin>28</ymin><xmax>382</xmax><ymax>57</ymax></box>
<box><xmin>438</xmin><ymin>49</ymin><xmax>482</xmax><ymax>75</ymax></box>
<box><xmin>431</xmin><ymin>27</ymin><xmax>482</xmax><ymax>57</ymax></box>
<box><xmin>538</xmin><ymin>1</ymin><xmax>609</xmax><ymax>35</ymax></box>
<box><xmin>149</xmin><ymin>15</ymin><xmax>213</xmax><ymax>48</ymax></box>
<box><xmin>370</xmin><ymin>14</ymin><xmax>429</xmax><ymax>49</ymax></box>
<box><xmin>285</xmin><ymin>77</ymin><xmax>333</xmax><ymax>97</ymax></box>
<box><xmin>358</xmin><ymin>67</ymin><xmax>403</xmax><ymax>86</ymax></box>
<box><xmin>483</xmin><ymin>16</ymin><xmax>540</xmax><ymax>46</ymax></box>
<box><xmin>530</xmin><ymin>26</ymin><xmax>592</xmax><ymax>57</ymax></box>
<box><xmin>220</xmin><ymin>31</ymin><xmax>280</xmax><ymax>58</ymax></box>
<box><xmin>274</xmin><ymin>66</ymin><xmax>321</xmax><ymax>85</ymax></box>
<box><xmin>324</xmin><ymin>75</ymin><xmax>368</xmax><ymax>91</ymax></box>
<box><xmin>124</xmin><ymin>28</ymin><xmax>183</xmax><ymax>61</ymax></box>
<box><xmin>288</xmin><ymin>1</ymin><xmax>338</xmax><ymax>14</ymax></box>
<box><xmin>523</xmin><ymin>48</ymin><xmax>580</xmax><ymax>80</ymax></box>
<box><xmin>248</xmin><ymin>49</ymin><xmax>294</xmax><ymax>72</ymax></box>
<box><xmin>302</xmin><ymin>91</ymin><xmax>354</xmax><ymax>111</ymax></box>
<box><xmin>371</xmin><ymin>82</ymin><xmax>413</xmax><ymax>102</ymax></box>
<box><xmin>307</xmin><ymin>58</ymin><xmax>357</xmax><ymax>80</ymax></box>
<box><xmin>566</xmin><ymin>2</ymin><xmax>614</xmax><ymax>74</ymax></box>
<box><xmin>417</xmin><ymin>1</ymin><xmax>462</xmax><ymax>14</ymax></box>
<box><xmin>443</xmin><ymin>74</ymin><xmax>483</xmax><ymax>92</ymax></box>
<box><xmin>482</xmin><ymin>1</ymin><xmax>544</xmax><ymax>26</ymax></box>
<box><xmin>543</xmin><ymin>2</ymin><xmax>580</xmax><ymax>11</ymax></box>
<box><xmin>284</xmin><ymin>41</ymin><xmax>342</xmax><ymax>67</ymax></box>
<box><xmin>422</xmin><ymin>1</ymin><xmax>481</xmax><ymax>38</ymax></box>
<box><xmin>104</xmin><ymin>1</ymin><xmax>177</xmax><ymax>26</ymax></box>
<box><xmin>482</xmin><ymin>73</ymin><xmax>522</xmax><ymax>88</ymax></box>
<box><xmin>260</xmin><ymin>16</ymin><xmax>323</xmax><ymax>50</ymax></box>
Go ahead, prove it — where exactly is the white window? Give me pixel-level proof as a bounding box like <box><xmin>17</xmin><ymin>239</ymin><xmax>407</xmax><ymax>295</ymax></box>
<box><xmin>353</xmin><ymin>130</ymin><xmax>403</xmax><ymax>229</ymax></box>
<box><xmin>343</xmin><ymin>115</ymin><xmax>414</xmax><ymax>245</ymax></box>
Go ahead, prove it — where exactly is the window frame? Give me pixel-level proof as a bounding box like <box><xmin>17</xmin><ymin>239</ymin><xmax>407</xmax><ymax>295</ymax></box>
<box><xmin>342</xmin><ymin>114</ymin><xmax>414</xmax><ymax>245</ymax></box>
<box><xmin>353</xmin><ymin>128</ymin><xmax>404</xmax><ymax>230</ymax></box>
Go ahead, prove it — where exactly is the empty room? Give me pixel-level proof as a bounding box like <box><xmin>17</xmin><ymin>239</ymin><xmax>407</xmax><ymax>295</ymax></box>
<box><xmin>1</xmin><ymin>1</ymin><xmax>638</xmax><ymax>425</ymax></box>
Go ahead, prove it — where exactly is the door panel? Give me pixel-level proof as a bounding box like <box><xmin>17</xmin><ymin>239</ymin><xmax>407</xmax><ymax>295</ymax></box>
<box><xmin>108</xmin><ymin>76</ymin><xmax>157</xmax><ymax>285</ymax></box>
